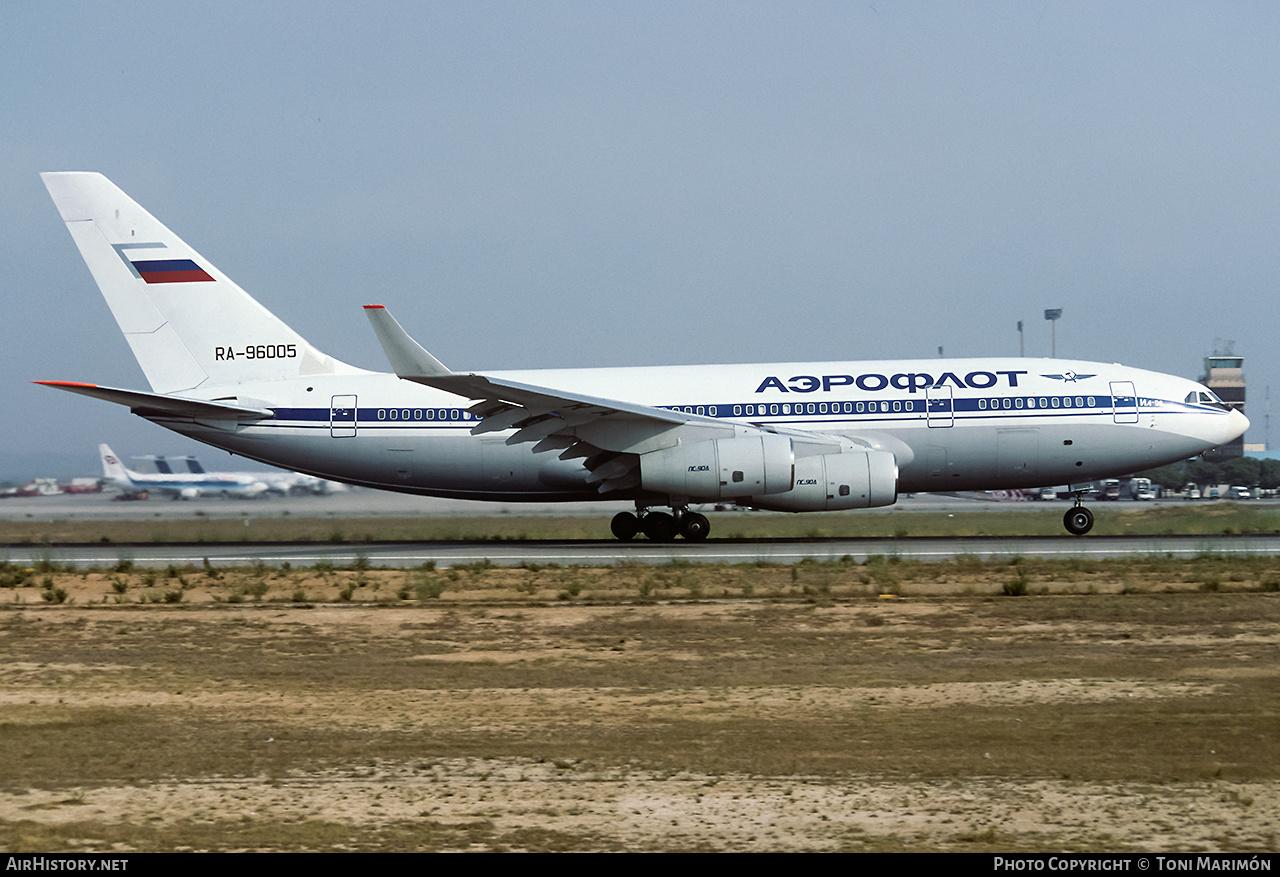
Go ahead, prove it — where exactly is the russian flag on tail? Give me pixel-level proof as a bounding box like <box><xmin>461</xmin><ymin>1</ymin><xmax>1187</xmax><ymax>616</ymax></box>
<box><xmin>129</xmin><ymin>258</ymin><xmax>214</xmax><ymax>283</ymax></box>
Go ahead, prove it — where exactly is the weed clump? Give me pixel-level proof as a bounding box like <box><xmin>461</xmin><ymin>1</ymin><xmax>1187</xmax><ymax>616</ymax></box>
<box><xmin>414</xmin><ymin>565</ymin><xmax>445</xmax><ymax>600</ymax></box>
<box><xmin>0</xmin><ymin>563</ymin><xmax>33</xmax><ymax>588</ymax></box>
<box><xmin>40</xmin><ymin>586</ymin><xmax>69</xmax><ymax>604</ymax></box>
<box><xmin>1003</xmin><ymin>558</ymin><xmax>1030</xmax><ymax>596</ymax></box>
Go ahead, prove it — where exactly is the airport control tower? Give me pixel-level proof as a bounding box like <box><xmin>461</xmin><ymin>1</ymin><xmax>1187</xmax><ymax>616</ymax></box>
<box><xmin>1200</xmin><ymin>352</ymin><xmax>1246</xmax><ymax>459</ymax></box>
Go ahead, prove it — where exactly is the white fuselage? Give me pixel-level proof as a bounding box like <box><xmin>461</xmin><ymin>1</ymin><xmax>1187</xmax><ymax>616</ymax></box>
<box><xmin>161</xmin><ymin>356</ymin><xmax>1243</xmax><ymax>504</ymax></box>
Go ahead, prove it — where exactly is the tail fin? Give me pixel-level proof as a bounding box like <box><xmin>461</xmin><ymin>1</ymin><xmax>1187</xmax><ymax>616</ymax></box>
<box><xmin>99</xmin><ymin>444</ymin><xmax>135</xmax><ymax>486</ymax></box>
<box><xmin>42</xmin><ymin>173</ymin><xmax>361</xmax><ymax>394</ymax></box>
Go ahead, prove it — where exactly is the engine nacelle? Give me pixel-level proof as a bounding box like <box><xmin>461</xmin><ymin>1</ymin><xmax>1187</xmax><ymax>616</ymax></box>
<box><xmin>747</xmin><ymin>449</ymin><xmax>898</xmax><ymax>511</ymax></box>
<box><xmin>639</xmin><ymin>434</ymin><xmax>794</xmax><ymax>499</ymax></box>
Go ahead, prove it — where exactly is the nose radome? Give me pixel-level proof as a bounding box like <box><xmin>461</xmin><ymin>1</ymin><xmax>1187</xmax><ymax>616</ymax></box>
<box><xmin>1225</xmin><ymin>409</ymin><xmax>1250</xmax><ymax>444</ymax></box>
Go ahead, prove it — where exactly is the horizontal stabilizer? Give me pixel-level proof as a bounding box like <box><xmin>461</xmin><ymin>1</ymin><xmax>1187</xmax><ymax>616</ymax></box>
<box><xmin>35</xmin><ymin>381</ymin><xmax>272</xmax><ymax>420</ymax></box>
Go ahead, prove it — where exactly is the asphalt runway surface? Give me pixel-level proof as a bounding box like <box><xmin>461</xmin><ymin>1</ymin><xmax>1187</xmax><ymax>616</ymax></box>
<box><xmin>5</xmin><ymin>535</ymin><xmax>1280</xmax><ymax>571</ymax></box>
<box><xmin>7</xmin><ymin>485</ymin><xmax>1259</xmax><ymax>520</ymax></box>
<box><xmin>4</xmin><ymin>489</ymin><xmax>1278</xmax><ymax>568</ymax></box>
<box><xmin>0</xmin><ymin>488</ymin><xmax>631</xmax><ymax>521</ymax></box>
<box><xmin>0</xmin><ymin>487</ymin><xmax>1076</xmax><ymax>521</ymax></box>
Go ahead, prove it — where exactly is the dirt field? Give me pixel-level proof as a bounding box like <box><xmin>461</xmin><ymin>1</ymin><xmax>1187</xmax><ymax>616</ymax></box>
<box><xmin>1</xmin><ymin>561</ymin><xmax>1278</xmax><ymax>851</ymax></box>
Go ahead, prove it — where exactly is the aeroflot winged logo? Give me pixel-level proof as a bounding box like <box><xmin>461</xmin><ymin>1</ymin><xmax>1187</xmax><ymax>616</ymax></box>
<box><xmin>1041</xmin><ymin>371</ymin><xmax>1097</xmax><ymax>383</ymax></box>
<box><xmin>112</xmin><ymin>242</ymin><xmax>214</xmax><ymax>284</ymax></box>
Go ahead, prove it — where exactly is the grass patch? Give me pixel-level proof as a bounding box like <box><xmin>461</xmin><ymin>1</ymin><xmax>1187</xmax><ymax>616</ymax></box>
<box><xmin>8</xmin><ymin>553</ymin><xmax>1280</xmax><ymax>606</ymax></box>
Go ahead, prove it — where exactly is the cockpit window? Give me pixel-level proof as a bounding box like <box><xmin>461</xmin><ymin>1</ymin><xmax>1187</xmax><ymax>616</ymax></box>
<box><xmin>1186</xmin><ymin>390</ymin><xmax>1229</xmax><ymax>410</ymax></box>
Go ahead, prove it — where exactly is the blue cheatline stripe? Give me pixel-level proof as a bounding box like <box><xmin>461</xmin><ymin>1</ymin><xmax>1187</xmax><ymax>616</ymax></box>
<box><xmin>261</xmin><ymin>394</ymin><xmax>1193</xmax><ymax>431</ymax></box>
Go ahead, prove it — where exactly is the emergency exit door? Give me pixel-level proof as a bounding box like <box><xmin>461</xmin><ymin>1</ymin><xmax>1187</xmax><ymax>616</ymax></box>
<box><xmin>330</xmin><ymin>395</ymin><xmax>357</xmax><ymax>437</ymax></box>
<box><xmin>1110</xmin><ymin>382</ymin><xmax>1138</xmax><ymax>424</ymax></box>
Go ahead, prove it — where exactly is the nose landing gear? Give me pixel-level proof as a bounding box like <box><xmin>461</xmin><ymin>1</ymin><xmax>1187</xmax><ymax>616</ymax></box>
<box><xmin>1063</xmin><ymin>495</ymin><xmax>1095</xmax><ymax>536</ymax></box>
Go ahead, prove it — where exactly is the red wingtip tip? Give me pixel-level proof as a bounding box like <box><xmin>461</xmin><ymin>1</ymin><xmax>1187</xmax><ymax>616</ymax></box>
<box><xmin>34</xmin><ymin>380</ymin><xmax>98</xmax><ymax>388</ymax></box>
<box><xmin>363</xmin><ymin>304</ymin><xmax>385</xmax><ymax>310</ymax></box>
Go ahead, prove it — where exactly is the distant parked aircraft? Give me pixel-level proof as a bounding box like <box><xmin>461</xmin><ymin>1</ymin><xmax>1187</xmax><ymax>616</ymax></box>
<box><xmin>100</xmin><ymin>444</ymin><xmax>270</xmax><ymax>499</ymax></box>
<box><xmin>136</xmin><ymin>454</ymin><xmax>332</xmax><ymax>495</ymax></box>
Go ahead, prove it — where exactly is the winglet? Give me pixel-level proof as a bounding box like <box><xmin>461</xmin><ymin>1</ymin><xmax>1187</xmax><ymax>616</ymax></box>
<box><xmin>363</xmin><ymin>305</ymin><xmax>452</xmax><ymax>378</ymax></box>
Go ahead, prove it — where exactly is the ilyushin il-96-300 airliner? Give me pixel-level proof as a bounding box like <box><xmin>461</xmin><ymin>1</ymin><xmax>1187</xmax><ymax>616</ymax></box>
<box><xmin>38</xmin><ymin>173</ymin><xmax>1248</xmax><ymax>540</ymax></box>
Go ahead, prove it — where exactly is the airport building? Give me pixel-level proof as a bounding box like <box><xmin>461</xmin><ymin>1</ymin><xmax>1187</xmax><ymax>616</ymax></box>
<box><xmin>1200</xmin><ymin>354</ymin><xmax>1246</xmax><ymax>459</ymax></box>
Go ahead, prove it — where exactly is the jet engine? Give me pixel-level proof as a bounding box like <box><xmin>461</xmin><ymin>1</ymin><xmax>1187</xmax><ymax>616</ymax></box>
<box><xmin>639</xmin><ymin>434</ymin><xmax>794</xmax><ymax>498</ymax></box>
<box><xmin>747</xmin><ymin>448</ymin><xmax>897</xmax><ymax>511</ymax></box>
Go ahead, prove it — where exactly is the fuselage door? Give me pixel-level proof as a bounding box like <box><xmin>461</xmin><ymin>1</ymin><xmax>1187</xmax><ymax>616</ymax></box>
<box><xmin>1110</xmin><ymin>382</ymin><xmax>1138</xmax><ymax>424</ymax></box>
<box><xmin>330</xmin><ymin>395</ymin><xmax>357</xmax><ymax>437</ymax></box>
<box><xmin>926</xmin><ymin>384</ymin><xmax>954</xmax><ymax>428</ymax></box>
<box><xmin>997</xmin><ymin>427</ymin><xmax>1040</xmax><ymax>484</ymax></box>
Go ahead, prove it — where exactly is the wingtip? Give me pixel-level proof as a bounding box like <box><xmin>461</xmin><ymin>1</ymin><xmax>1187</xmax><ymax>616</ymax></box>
<box><xmin>362</xmin><ymin>304</ymin><xmax>385</xmax><ymax>310</ymax></box>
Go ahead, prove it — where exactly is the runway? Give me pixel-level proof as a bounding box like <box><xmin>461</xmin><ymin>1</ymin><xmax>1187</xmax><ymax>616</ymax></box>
<box><xmin>0</xmin><ymin>487</ymin><xmax>1075</xmax><ymax>521</ymax></box>
<box><xmin>4</xmin><ymin>489</ymin><xmax>1278</xmax><ymax>568</ymax></box>
<box><xmin>6</xmin><ymin>533</ymin><xmax>1280</xmax><ymax>570</ymax></box>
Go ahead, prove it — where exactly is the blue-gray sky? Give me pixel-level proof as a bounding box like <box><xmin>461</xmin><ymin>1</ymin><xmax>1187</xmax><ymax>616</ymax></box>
<box><xmin>4</xmin><ymin>1</ymin><xmax>1278</xmax><ymax>478</ymax></box>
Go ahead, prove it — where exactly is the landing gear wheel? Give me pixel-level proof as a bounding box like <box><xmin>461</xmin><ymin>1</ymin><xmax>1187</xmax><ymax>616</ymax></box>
<box><xmin>680</xmin><ymin>512</ymin><xmax>710</xmax><ymax>541</ymax></box>
<box><xmin>1063</xmin><ymin>507</ymin><xmax>1094</xmax><ymax>536</ymax></box>
<box><xmin>611</xmin><ymin>511</ymin><xmax>640</xmax><ymax>541</ymax></box>
<box><xmin>642</xmin><ymin>511</ymin><xmax>677</xmax><ymax>542</ymax></box>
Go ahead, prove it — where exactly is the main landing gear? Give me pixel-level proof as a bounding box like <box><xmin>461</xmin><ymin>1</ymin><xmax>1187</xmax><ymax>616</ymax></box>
<box><xmin>611</xmin><ymin>506</ymin><xmax>711</xmax><ymax>542</ymax></box>
<box><xmin>1063</xmin><ymin>494</ymin><xmax>1094</xmax><ymax>536</ymax></box>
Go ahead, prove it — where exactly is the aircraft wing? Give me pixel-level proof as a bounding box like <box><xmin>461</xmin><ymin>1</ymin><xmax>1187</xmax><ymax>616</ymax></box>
<box><xmin>35</xmin><ymin>382</ymin><xmax>273</xmax><ymax>421</ymax></box>
<box><xmin>363</xmin><ymin>305</ymin><xmax>684</xmax><ymax>419</ymax></box>
<box><xmin>364</xmin><ymin>305</ymin><xmax>846</xmax><ymax>493</ymax></box>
